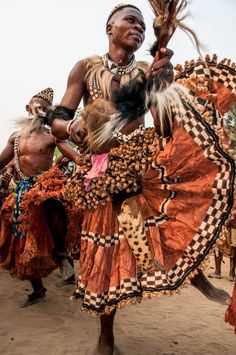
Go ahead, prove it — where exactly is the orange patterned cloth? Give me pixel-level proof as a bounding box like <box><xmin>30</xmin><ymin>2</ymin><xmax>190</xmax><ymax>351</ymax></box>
<box><xmin>0</xmin><ymin>166</ymin><xmax>82</xmax><ymax>280</ymax></box>
<box><xmin>69</xmin><ymin>106</ymin><xmax>235</xmax><ymax>316</ymax></box>
<box><xmin>19</xmin><ymin>166</ymin><xmax>82</xmax><ymax>253</ymax></box>
<box><xmin>0</xmin><ymin>186</ymin><xmax>57</xmax><ymax>280</ymax></box>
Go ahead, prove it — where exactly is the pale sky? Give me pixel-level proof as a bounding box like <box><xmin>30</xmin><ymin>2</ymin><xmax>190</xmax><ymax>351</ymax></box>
<box><xmin>0</xmin><ymin>0</ymin><xmax>235</xmax><ymax>150</ymax></box>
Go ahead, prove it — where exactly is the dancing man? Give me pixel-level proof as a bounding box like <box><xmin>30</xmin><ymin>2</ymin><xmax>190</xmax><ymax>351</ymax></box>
<box><xmin>0</xmin><ymin>87</ymin><xmax>78</xmax><ymax>307</ymax></box>
<box><xmin>45</xmin><ymin>4</ymin><xmax>234</xmax><ymax>352</ymax></box>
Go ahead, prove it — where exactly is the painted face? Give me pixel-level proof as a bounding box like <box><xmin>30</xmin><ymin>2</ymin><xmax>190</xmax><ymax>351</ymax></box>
<box><xmin>27</xmin><ymin>97</ymin><xmax>51</xmax><ymax>115</ymax></box>
<box><xmin>32</xmin><ymin>98</ymin><xmax>50</xmax><ymax>112</ymax></box>
<box><xmin>107</xmin><ymin>8</ymin><xmax>146</xmax><ymax>52</ymax></box>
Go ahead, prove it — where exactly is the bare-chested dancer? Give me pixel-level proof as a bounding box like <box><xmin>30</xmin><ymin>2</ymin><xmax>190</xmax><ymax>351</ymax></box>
<box><xmin>0</xmin><ymin>88</ymin><xmax>78</xmax><ymax>307</ymax></box>
<box><xmin>44</xmin><ymin>5</ymin><xmax>232</xmax><ymax>353</ymax></box>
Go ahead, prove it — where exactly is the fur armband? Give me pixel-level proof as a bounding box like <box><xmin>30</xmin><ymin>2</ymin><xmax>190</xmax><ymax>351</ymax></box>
<box><xmin>45</xmin><ymin>106</ymin><xmax>75</xmax><ymax>126</ymax></box>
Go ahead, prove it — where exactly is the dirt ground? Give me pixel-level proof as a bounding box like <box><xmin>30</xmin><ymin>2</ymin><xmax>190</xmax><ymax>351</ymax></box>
<box><xmin>0</xmin><ymin>258</ymin><xmax>235</xmax><ymax>355</ymax></box>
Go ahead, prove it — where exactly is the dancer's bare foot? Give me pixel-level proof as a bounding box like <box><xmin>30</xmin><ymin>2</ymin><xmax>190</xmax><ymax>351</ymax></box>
<box><xmin>191</xmin><ymin>269</ymin><xmax>231</xmax><ymax>305</ymax></box>
<box><xmin>208</xmin><ymin>272</ymin><xmax>221</xmax><ymax>279</ymax></box>
<box><xmin>95</xmin><ymin>334</ymin><xmax>114</xmax><ymax>355</ymax></box>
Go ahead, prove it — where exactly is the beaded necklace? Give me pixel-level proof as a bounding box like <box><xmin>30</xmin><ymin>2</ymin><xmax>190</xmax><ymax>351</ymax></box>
<box><xmin>88</xmin><ymin>70</ymin><xmax>103</xmax><ymax>100</ymax></box>
<box><xmin>14</xmin><ymin>136</ymin><xmax>29</xmax><ymax>181</ymax></box>
<box><xmin>88</xmin><ymin>54</ymin><xmax>137</xmax><ymax>101</ymax></box>
<box><xmin>102</xmin><ymin>53</ymin><xmax>136</xmax><ymax>75</ymax></box>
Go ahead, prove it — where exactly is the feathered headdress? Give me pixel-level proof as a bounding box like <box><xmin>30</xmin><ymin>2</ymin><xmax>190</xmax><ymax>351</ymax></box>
<box><xmin>14</xmin><ymin>88</ymin><xmax>54</xmax><ymax>135</ymax></box>
<box><xmin>14</xmin><ymin>101</ymin><xmax>47</xmax><ymax>135</ymax></box>
<box><xmin>148</xmin><ymin>1</ymin><xmax>202</xmax><ymax>60</ymax></box>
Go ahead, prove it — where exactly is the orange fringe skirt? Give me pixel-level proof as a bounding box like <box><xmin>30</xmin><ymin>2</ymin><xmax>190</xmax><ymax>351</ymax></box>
<box><xmin>0</xmin><ymin>167</ymin><xmax>82</xmax><ymax>280</ymax></box>
<box><xmin>68</xmin><ymin>108</ymin><xmax>235</xmax><ymax>316</ymax></box>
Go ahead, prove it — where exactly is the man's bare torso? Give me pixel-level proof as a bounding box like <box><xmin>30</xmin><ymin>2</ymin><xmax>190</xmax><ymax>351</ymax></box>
<box><xmin>14</xmin><ymin>130</ymin><xmax>55</xmax><ymax>177</ymax></box>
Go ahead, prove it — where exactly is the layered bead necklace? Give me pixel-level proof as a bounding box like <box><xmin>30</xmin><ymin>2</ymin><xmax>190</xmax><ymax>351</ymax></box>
<box><xmin>14</xmin><ymin>136</ymin><xmax>30</xmax><ymax>181</ymax></box>
<box><xmin>102</xmin><ymin>53</ymin><xmax>136</xmax><ymax>75</ymax></box>
<box><xmin>88</xmin><ymin>54</ymin><xmax>137</xmax><ymax>100</ymax></box>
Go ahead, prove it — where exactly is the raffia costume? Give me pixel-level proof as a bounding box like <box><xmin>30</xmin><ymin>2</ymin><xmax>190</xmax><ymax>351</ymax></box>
<box><xmin>60</xmin><ymin>54</ymin><xmax>235</xmax><ymax>316</ymax></box>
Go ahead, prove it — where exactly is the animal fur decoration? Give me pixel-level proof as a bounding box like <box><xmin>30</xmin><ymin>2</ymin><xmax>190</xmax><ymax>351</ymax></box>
<box><xmin>94</xmin><ymin>78</ymin><xmax>188</xmax><ymax>145</ymax></box>
<box><xmin>14</xmin><ymin>102</ymin><xmax>47</xmax><ymax>135</ymax></box>
<box><xmin>148</xmin><ymin>0</ymin><xmax>202</xmax><ymax>59</ymax></box>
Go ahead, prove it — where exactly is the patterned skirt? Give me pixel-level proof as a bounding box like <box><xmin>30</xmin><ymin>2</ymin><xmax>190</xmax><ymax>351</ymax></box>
<box><xmin>0</xmin><ymin>177</ymin><xmax>57</xmax><ymax>280</ymax></box>
<box><xmin>0</xmin><ymin>167</ymin><xmax>82</xmax><ymax>280</ymax></box>
<box><xmin>70</xmin><ymin>105</ymin><xmax>235</xmax><ymax>316</ymax></box>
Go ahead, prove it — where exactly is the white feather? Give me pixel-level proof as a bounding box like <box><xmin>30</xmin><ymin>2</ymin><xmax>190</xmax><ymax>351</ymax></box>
<box><xmin>94</xmin><ymin>82</ymin><xmax>190</xmax><ymax>145</ymax></box>
<box><xmin>146</xmin><ymin>82</ymin><xmax>189</xmax><ymax>135</ymax></box>
<box><xmin>14</xmin><ymin>104</ymin><xmax>47</xmax><ymax>135</ymax></box>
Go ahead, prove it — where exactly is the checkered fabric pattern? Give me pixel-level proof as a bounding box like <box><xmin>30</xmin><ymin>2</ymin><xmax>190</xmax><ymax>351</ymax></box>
<box><xmin>174</xmin><ymin>107</ymin><xmax>213</xmax><ymax>148</ymax></box>
<box><xmin>189</xmin><ymin>92</ymin><xmax>208</xmax><ymax>108</ymax></box>
<box><xmin>73</xmin><ymin>101</ymin><xmax>234</xmax><ymax>315</ymax></box>
<box><xmin>213</xmin><ymin>64</ymin><xmax>236</xmax><ymax>93</ymax></box>
<box><xmin>150</xmin><ymin>104</ymin><xmax>234</xmax><ymax>285</ymax></box>
<box><xmin>130</xmin><ymin>104</ymin><xmax>233</xmax><ymax>291</ymax></box>
<box><xmin>177</xmin><ymin>59</ymin><xmax>236</xmax><ymax>94</ymax></box>
<box><xmin>144</xmin><ymin>215</ymin><xmax>168</xmax><ymax>228</ymax></box>
<box><xmin>81</xmin><ymin>227</ymin><xmax>125</xmax><ymax>247</ymax></box>
<box><xmin>194</xmin><ymin>63</ymin><xmax>211</xmax><ymax>78</ymax></box>
<box><xmin>140</xmin><ymin>271</ymin><xmax>169</xmax><ymax>288</ymax></box>
<box><xmin>175</xmin><ymin>58</ymin><xmax>236</xmax><ymax>127</ymax></box>
<box><xmin>75</xmin><ymin>277</ymin><xmax>141</xmax><ymax>312</ymax></box>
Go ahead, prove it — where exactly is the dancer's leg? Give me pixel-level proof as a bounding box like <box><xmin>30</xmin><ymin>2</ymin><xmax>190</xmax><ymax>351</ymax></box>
<box><xmin>43</xmin><ymin>198</ymin><xmax>75</xmax><ymax>280</ymax></box>
<box><xmin>95</xmin><ymin>310</ymin><xmax>116</xmax><ymax>355</ymax></box>
<box><xmin>208</xmin><ymin>251</ymin><xmax>222</xmax><ymax>279</ymax></box>
<box><xmin>191</xmin><ymin>269</ymin><xmax>231</xmax><ymax>305</ymax></box>
<box><xmin>229</xmin><ymin>255</ymin><xmax>236</xmax><ymax>281</ymax></box>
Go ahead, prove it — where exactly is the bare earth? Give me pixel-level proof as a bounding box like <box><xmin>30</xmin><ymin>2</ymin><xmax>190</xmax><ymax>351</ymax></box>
<box><xmin>0</xmin><ymin>258</ymin><xmax>235</xmax><ymax>355</ymax></box>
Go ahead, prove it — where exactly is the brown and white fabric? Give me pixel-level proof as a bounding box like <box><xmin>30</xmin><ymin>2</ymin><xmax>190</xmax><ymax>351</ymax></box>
<box><xmin>68</xmin><ymin>103</ymin><xmax>235</xmax><ymax>316</ymax></box>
